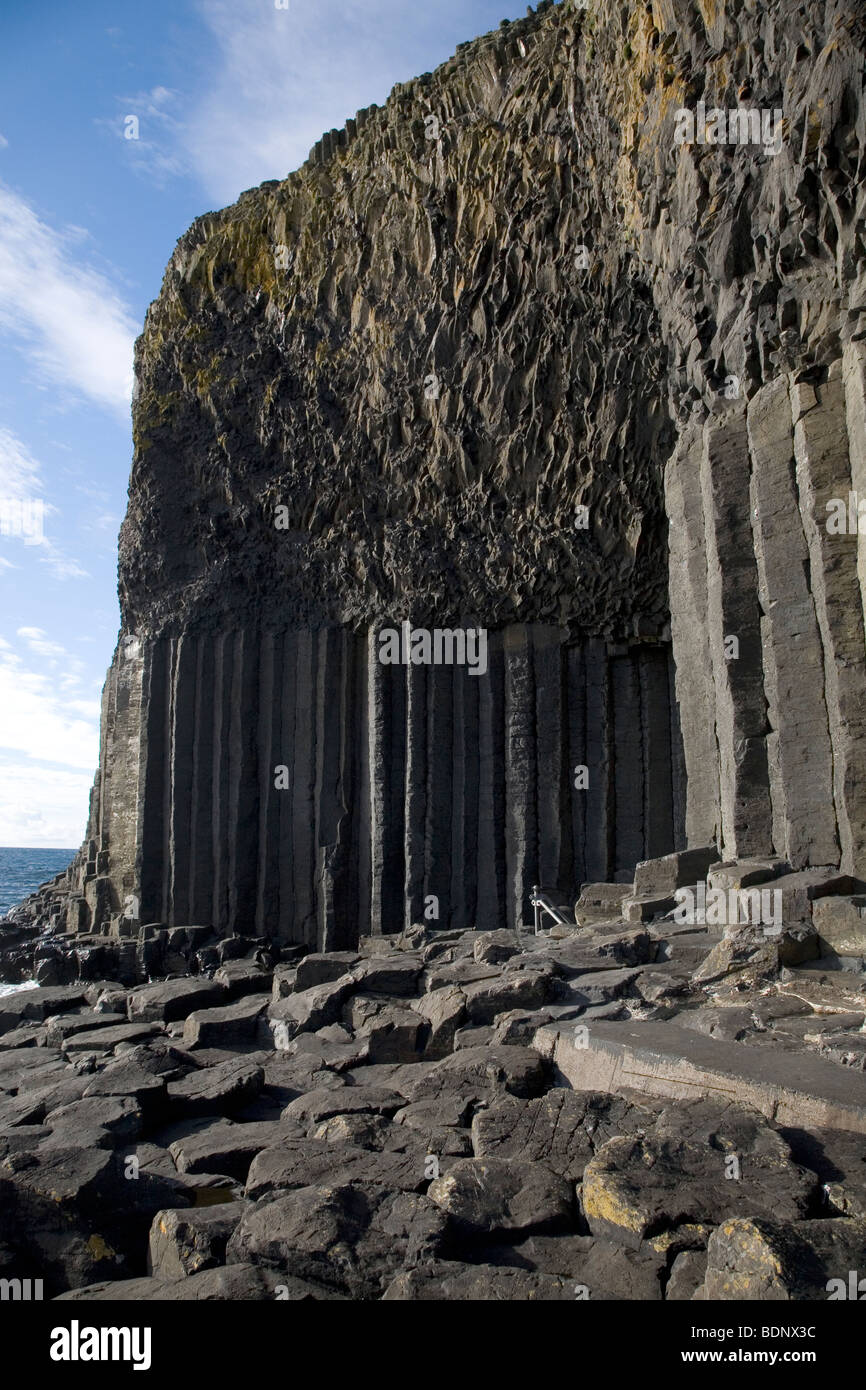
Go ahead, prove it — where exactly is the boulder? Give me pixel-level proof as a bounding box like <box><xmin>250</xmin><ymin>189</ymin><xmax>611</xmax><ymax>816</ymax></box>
<box><xmin>698</xmin><ymin>1216</ymin><xmax>866</xmax><ymax>1299</ymax></box>
<box><xmin>410</xmin><ymin>986</ymin><xmax>466</xmax><ymax>1059</ymax></box>
<box><xmin>581</xmin><ymin>1099</ymin><xmax>817</xmax><ymax>1249</ymax></box>
<box><xmin>427</xmin><ymin>1158</ymin><xmax>574</xmax><ymax>1236</ymax></box>
<box><xmin>473</xmin><ymin>931</ymin><xmax>522</xmax><ymax>965</ymax></box>
<box><xmin>350</xmin><ymin>956</ymin><xmax>422</xmax><ymax>996</ymax></box>
<box><xmin>281</xmin><ymin>1084</ymin><xmax>406</xmax><ymax>1131</ymax></box>
<box><xmin>182</xmin><ymin>995</ymin><xmax>270</xmax><ymax>1048</ymax></box>
<box><xmin>148</xmin><ymin>1203</ymin><xmax>244</xmax><ymax>1279</ymax></box>
<box><xmin>226</xmin><ymin>1181</ymin><xmax>448</xmax><ymax>1298</ymax></box>
<box><xmin>267</xmin><ymin>976</ymin><xmax>355</xmax><ymax>1047</ymax></box>
<box><xmin>168</xmin><ymin>1119</ymin><xmax>301</xmax><ymax>1180</ymax></box>
<box><xmin>409</xmin><ymin>1045</ymin><xmax>548</xmax><ymax>1103</ymax></box>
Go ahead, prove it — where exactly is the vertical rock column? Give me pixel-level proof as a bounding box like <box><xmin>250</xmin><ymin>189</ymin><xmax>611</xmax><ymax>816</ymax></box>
<box><xmin>699</xmin><ymin>408</ymin><xmax>773</xmax><ymax>859</ymax></box>
<box><xmin>843</xmin><ymin>341</ymin><xmax>866</xmax><ymax>637</ymax></box>
<box><xmin>664</xmin><ymin>424</ymin><xmax>721</xmax><ymax>850</ymax></box>
<box><xmin>793</xmin><ymin>368</ymin><xmax>866</xmax><ymax>876</ymax></box>
<box><xmin>475</xmin><ymin>630</ymin><xmax>507</xmax><ymax>930</ymax></box>
<box><xmin>747</xmin><ymin>377</ymin><xmax>838</xmax><ymax>868</ymax></box>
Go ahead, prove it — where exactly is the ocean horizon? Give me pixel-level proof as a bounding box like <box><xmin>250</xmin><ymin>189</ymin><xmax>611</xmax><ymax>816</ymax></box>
<box><xmin>0</xmin><ymin>846</ymin><xmax>76</xmax><ymax>921</ymax></box>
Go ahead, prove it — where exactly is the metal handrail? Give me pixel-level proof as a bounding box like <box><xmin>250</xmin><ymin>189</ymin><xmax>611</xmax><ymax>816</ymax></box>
<box><xmin>529</xmin><ymin>884</ymin><xmax>575</xmax><ymax>935</ymax></box>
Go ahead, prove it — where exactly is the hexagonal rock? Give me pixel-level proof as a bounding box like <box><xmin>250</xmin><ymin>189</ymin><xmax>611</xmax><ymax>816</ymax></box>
<box><xmin>697</xmin><ymin>1216</ymin><xmax>866</xmax><ymax>1300</ymax></box>
<box><xmin>148</xmin><ymin>1202</ymin><xmax>244</xmax><ymax>1279</ymax></box>
<box><xmin>0</xmin><ymin>986</ymin><xmax>88</xmax><ymax>1035</ymax></box>
<box><xmin>409</xmin><ymin>1045</ymin><xmax>548</xmax><ymax>1103</ymax></box>
<box><xmin>427</xmin><ymin>1158</ymin><xmax>574</xmax><ymax>1236</ymax></box>
<box><xmin>182</xmin><ymin>994</ymin><xmax>270</xmax><ymax>1048</ymax></box>
<box><xmin>294</xmin><ymin>953</ymin><xmax>362</xmax><ymax>991</ymax></box>
<box><xmin>462</xmin><ymin>966</ymin><xmax>554</xmax><ymax>1025</ymax></box>
<box><xmin>473</xmin><ymin>931</ymin><xmax>522</xmax><ymax>966</ymax></box>
<box><xmin>225</xmin><ymin>1181</ymin><xmax>449</xmax><ymax>1298</ymax></box>
<box><xmin>581</xmin><ymin>1103</ymin><xmax>817</xmax><ymax>1249</ymax></box>
<box><xmin>127</xmin><ymin>978</ymin><xmax>227</xmax><ymax>1024</ymax></box>
<box><xmin>410</xmin><ymin>986</ymin><xmax>466</xmax><ymax>1059</ymax></box>
<box><xmin>213</xmin><ymin>961</ymin><xmax>274</xmax><ymax>999</ymax></box>
<box><xmin>383</xmin><ymin>1263</ymin><xmax>575</xmax><ymax>1300</ymax></box>
<box><xmin>471</xmin><ymin>1089</ymin><xmax>662</xmax><ymax>1181</ymax></box>
<box><xmin>267</xmin><ymin>976</ymin><xmax>356</xmax><ymax>1048</ymax></box>
<box><xmin>167</xmin><ymin>1057</ymin><xmax>264</xmax><ymax>1116</ymax></box>
<box><xmin>360</xmin><ymin>1007</ymin><xmax>425</xmax><ymax>1063</ymax></box>
<box><xmin>168</xmin><ymin>1120</ymin><xmax>301</xmax><ymax>1180</ymax></box>
<box><xmin>350</xmin><ymin>957</ymin><xmax>422</xmax><ymax>996</ymax></box>
<box><xmin>44</xmin><ymin>1095</ymin><xmax>143</xmax><ymax>1144</ymax></box>
<box><xmin>281</xmin><ymin>1084</ymin><xmax>406</xmax><ymax>1132</ymax></box>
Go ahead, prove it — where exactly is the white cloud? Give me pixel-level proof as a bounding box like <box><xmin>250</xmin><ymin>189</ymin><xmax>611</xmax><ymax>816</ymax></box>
<box><xmin>0</xmin><ymin>183</ymin><xmax>137</xmax><ymax>418</ymax></box>
<box><xmin>0</xmin><ymin>633</ymin><xmax>99</xmax><ymax>771</ymax></box>
<box><xmin>0</xmin><ymin>427</ymin><xmax>88</xmax><ymax>580</ymax></box>
<box><xmin>0</xmin><ymin>759</ymin><xmax>91</xmax><ymax>847</ymax></box>
<box><xmin>178</xmin><ymin>0</ymin><xmax>485</xmax><ymax>204</ymax></box>
<box><xmin>0</xmin><ymin>136</ymin><xmax>8</xmax><ymax>150</ymax></box>
<box><xmin>0</xmin><ymin>630</ymin><xmax>101</xmax><ymax>846</ymax></box>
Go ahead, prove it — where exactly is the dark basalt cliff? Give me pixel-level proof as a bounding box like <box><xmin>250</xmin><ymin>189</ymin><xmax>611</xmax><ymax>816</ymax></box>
<box><xmin>17</xmin><ymin>0</ymin><xmax>866</xmax><ymax>955</ymax></box>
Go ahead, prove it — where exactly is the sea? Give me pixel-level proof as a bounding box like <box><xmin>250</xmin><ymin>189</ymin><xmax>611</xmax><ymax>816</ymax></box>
<box><xmin>0</xmin><ymin>847</ymin><xmax>74</xmax><ymax>995</ymax></box>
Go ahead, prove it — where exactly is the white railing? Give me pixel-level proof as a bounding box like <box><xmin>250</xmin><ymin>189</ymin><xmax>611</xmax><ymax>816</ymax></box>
<box><xmin>529</xmin><ymin>884</ymin><xmax>575</xmax><ymax>935</ymax></box>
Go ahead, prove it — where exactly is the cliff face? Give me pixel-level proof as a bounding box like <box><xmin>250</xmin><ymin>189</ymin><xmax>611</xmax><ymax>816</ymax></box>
<box><xmin>54</xmin><ymin>0</ymin><xmax>866</xmax><ymax>946</ymax></box>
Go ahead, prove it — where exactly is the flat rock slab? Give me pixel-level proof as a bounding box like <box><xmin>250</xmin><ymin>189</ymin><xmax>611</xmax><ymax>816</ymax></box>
<box><xmin>61</xmin><ymin>1022</ymin><xmax>162</xmax><ymax>1054</ymax></box>
<box><xmin>128</xmin><ymin>978</ymin><xmax>227</xmax><ymax>1023</ymax></box>
<box><xmin>169</xmin><ymin>1120</ymin><xmax>302</xmax><ymax>1180</ymax></box>
<box><xmin>534</xmin><ymin>1019</ymin><xmax>866</xmax><ymax>1133</ymax></box>
<box><xmin>245</xmin><ymin>1136</ymin><xmax>430</xmax><ymax>1200</ymax></box>
<box><xmin>471</xmin><ymin>1089</ymin><xmax>663</xmax><ymax>1180</ymax></box>
<box><xmin>44</xmin><ymin>1012</ymin><xmax>127</xmax><ymax>1045</ymax></box>
<box><xmin>471</xmin><ymin>1234</ymin><xmax>665</xmax><ymax>1299</ymax></box>
<box><xmin>183</xmin><ymin>995</ymin><xmax>270</xmax><ymax>1048</ymax></box>
<box><xmin>281</xmin><ymin>1084</ymin><xmax>407</xmax><ymax>1131</ymax></box>
<box><xmin>167</xmin><ymin>1057</ymin><xmax>264</xmax><ymax>1116</ymax></box>
<box><xmin>0</xmin><ymin>987</ymin><xmax>88</xmax><ymax>1034</ymax></box>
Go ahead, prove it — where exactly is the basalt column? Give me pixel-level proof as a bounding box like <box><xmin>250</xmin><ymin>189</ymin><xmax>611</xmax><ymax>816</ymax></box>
<box><xmin>82</xmin><ymin>624</ymin><xmax>683</xmax><ymax>944</ymax></box>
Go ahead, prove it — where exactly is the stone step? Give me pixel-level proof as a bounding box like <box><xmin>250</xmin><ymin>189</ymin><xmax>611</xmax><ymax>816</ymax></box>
<box><xmin>632</xmin><ymin>846</ymin><xmax>719</xmax><ymax>898</ymax></box>
<box><xmin>533</xmin><ymin>1017</ymin><xmax>866</xmax><ymax>1134</ymax></box>
<box><xmin>622</xmin><ymin>893</ymin><xmax>677</xmax><ymax>923</ymax></box>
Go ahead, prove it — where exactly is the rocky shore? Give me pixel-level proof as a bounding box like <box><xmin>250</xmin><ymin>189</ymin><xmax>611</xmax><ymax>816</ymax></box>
<box><xmin>3</xmin><ymin>846</ymin><xmax>866</xmax><ymax>1302</ymax></box>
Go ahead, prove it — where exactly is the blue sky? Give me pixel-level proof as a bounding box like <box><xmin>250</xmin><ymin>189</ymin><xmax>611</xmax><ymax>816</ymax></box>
<box><xmin>0</xmin><ymin>0</ymin><xmax>533</xmax><ymax>848</ymax></box>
